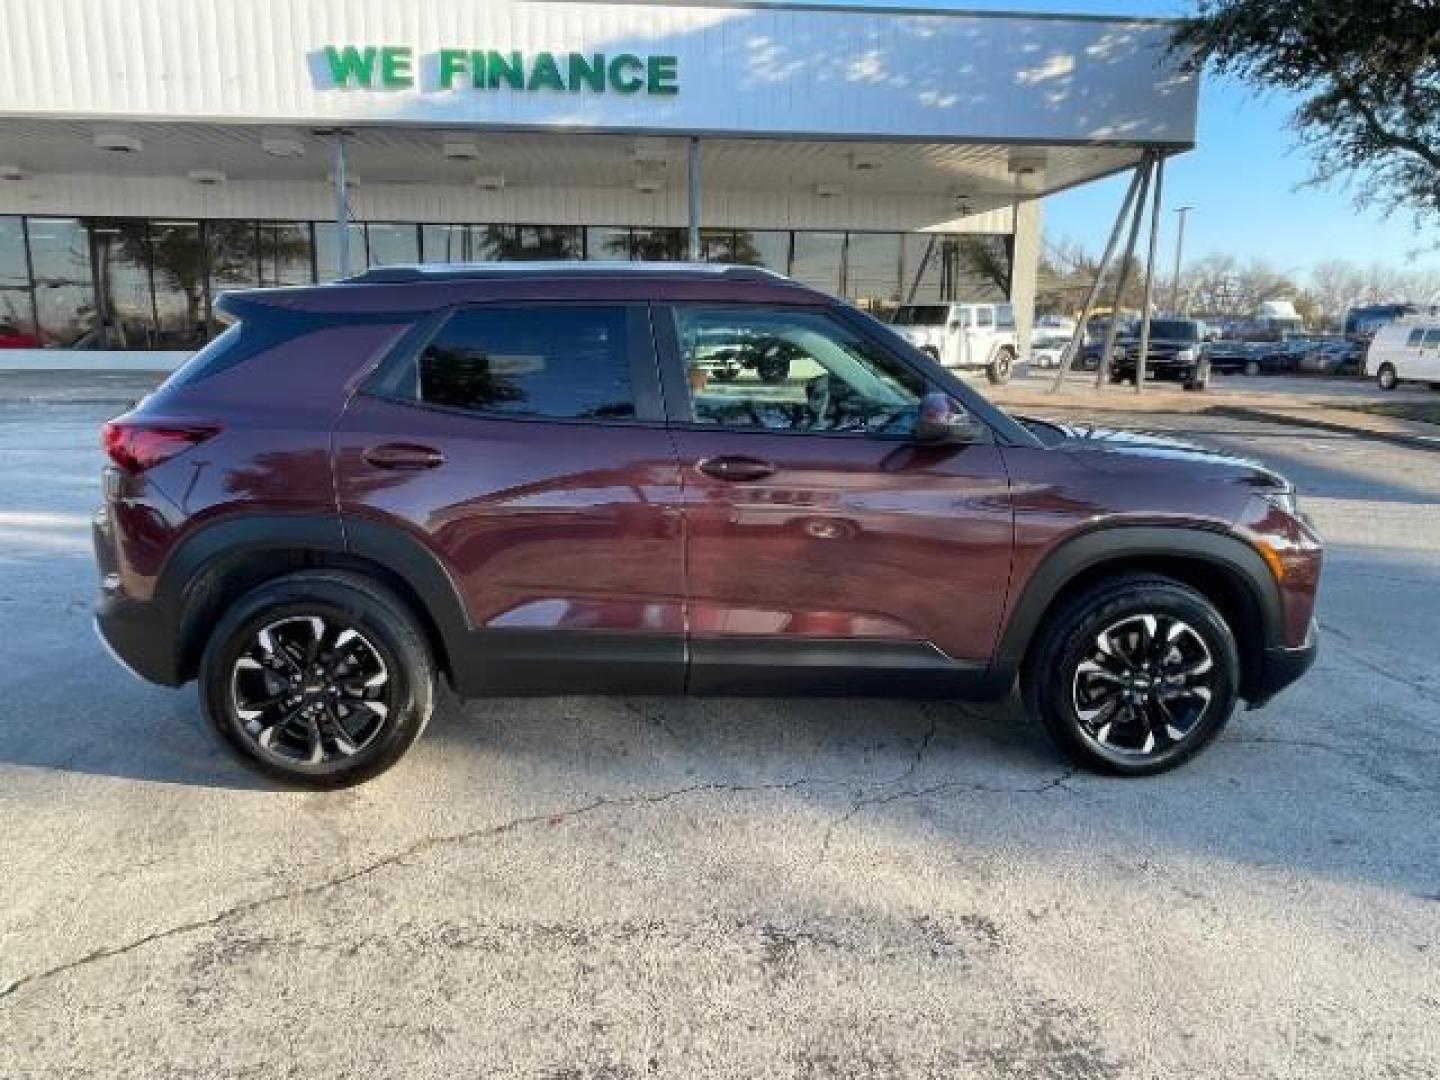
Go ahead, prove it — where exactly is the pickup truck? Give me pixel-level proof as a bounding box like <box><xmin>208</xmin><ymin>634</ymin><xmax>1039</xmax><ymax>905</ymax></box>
<box><xmin>1107</xmin><ymin>318</ymin><xmax>1211</xmax><ymax>390</ymax></box>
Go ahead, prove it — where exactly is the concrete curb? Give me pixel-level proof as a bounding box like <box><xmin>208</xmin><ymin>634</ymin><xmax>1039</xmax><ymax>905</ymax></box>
<box><xmin>1208</xmin><ymin>406</ymin><xmax>1440</xmax><ymax>454</ymax></box>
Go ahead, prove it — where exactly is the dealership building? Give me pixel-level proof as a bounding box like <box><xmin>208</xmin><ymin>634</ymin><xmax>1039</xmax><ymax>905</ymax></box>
<box><xmin>0</xmin><ymin>0</ymin><xmax>1198</xmax><ymax>368</ymax></box>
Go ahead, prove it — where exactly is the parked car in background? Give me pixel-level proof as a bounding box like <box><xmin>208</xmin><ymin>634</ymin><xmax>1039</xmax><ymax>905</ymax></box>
<box><xmin>1106</xmin><ymin>318</ymin><xmax>1212</xmax><ymax>389</ymax></box>
<box><xmin>1368</xmin><ymin>318</ymin><xmax>1440</xmax><ymax>390</ymax></box>
<box><xmin>890</xmin><ymin>301</ymin><xmax>1019</xmax><ymax>384</ymax></box>
<box><xmin>93</xmin><ymin>262</ymin><xmax>1321</xmax><ymax>785</ymax></box>
<box><xmin>1208</xmin><ymin>340</ymin><xmax>1269</xmax><ymax>377</ymax></box>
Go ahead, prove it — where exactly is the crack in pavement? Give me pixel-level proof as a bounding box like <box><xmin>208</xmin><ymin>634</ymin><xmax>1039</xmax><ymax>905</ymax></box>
<box><xmin>0</xmin><ymin>776</ymin><xmax>817</xmax><ymax>1003</ymax></box>
<box><xmin>0</xmin><ymin>743</ymin><xmax>1071</xmax><ymax>1005</ymax></box>
<box><xmin>816</xmin><ymin>714</ymin><xmax>1078</xmax><ymax>861</ymax></box>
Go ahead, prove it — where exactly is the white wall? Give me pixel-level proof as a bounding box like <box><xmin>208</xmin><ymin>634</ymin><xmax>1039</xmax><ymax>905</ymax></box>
<box><xmin>0</xmin><ymin>172</ymin><xmax>1017</xmax><ymax>233</ymax></box>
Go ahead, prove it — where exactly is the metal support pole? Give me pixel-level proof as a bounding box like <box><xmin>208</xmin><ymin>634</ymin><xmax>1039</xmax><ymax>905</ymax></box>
<box><xmin>903</xmin><ymin>235</ymin><xmax>937</xmax><ymax>306</ymax></box>
<box><xmin>1047</xmin><ymin>164</ymin><xmax>1145</xmax><ymax>393</ymax></box>
<box><xmin>1134</xmin><ymin>154</ymin><xmax>1166</xmax><ymax>395</ymax></box>
<box><xmin>1170</xmin><ymin>205</ymin><xmax>1194</xmax><ymax>314</ymax></box>
<box><xmin>331</xmin><ymin>132</ymin><xmax>350</xmax><ymax>277</ymax></box>
<box><xmin>686</xmin><ymin>137</ymin><xmax>701</xmax><ymax>261</ymax></box>
<box><xmin>1095</xmin><ymin>154</ymin><xmax>1153</xmax><ymax>389</ymax></box>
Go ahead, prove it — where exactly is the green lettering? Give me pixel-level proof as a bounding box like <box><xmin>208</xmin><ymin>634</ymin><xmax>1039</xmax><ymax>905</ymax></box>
<box><xmin>567</xmin><ymin>53</ymin><xmax>605</xmax><ymax>93</ymax></box>
<box><xmin>438</xmin><ymin>49</ymin><xmax>468</xmax><ymax>89</ymax></box>
<box><xmin>487</xmin><ymin>50</ymin><xmax>525</xmax><ymax>90</ymax></box>
<box><xmin>527</xmin><ymin>51</ymin><xmax>565</xmax><ymax>92</ymax></box>
<box><xmin>647</xmin><ymin>55</ymin><xmax>678</xmax><ymax>95</ymax></box>
<box><xmin>323</xmin><ymin>46</ymin><xmax>378</xmax><ymax>88</ymax></box>
<box><xmin>608</xmin><ymin>53</ymin><xmax>644</xmax><ymax>94</ymax></box>
<box><xmin>470</xmin><ymin>51</ymin><xmax>487</xmax><ymax>88</ymax></box>
<box><xmin>380</xmin><ymin>46</ymin><xmax>413</xmax><ymax>88</ymax></box>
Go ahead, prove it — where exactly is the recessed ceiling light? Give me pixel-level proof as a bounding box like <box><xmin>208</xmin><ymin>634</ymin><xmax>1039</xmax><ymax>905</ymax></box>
<box><xmin>813</xmin><ymin>183</ymin><xmax>843</xmax><ymax>198</ymax></box>
<box><xmin>187</xmin><ymin>168</ymin><xmax>227</xmax><ymax>185</ymax></box>
<box><xmin>93</xmin><ymin>128</ymin><xmax>143</xmax><ymax>154</ymax></box>
<box><xmin>474</xmin><ymin>174</ymin><xmax>505</xmax><ymax>191</ymax></box>
<box><xmin>443</xmin><ymin>140</ymin><xmax>481</xmax><ymax>161</ymax></box>
<box><xmin>0</xmin><ymin>164</ymin><xmax>24</xmax><ymax>181</ymax></box>
<box><xmin>261</xmin><ymin>136</ymin><xmax>306</xmax><ymax>159</ymax></box>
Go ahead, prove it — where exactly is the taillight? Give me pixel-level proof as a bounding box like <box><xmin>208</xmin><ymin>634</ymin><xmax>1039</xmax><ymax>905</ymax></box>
<box><xmin>101</xmin><ymin>420</ymin><xmax>218</xmax><ymax>473</ymax></box>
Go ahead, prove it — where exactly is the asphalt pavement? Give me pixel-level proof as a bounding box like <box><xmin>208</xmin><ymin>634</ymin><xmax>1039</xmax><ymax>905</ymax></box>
<box><xmin>1</xmin><ymin>380</ymin><xmax>1436</xmax><ymax>1079</ymax></box>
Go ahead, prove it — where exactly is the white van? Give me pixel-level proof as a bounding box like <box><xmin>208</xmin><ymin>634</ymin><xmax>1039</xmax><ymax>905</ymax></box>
<box><xmin>890</xmin><ymin>302</ymin><xmax>1019</xmax><ymax>385</ymax></box>
<box><xmin>1368</xmin><ymin>317</ymin><xmax>1440</xmax><ymax>390</ymax></box>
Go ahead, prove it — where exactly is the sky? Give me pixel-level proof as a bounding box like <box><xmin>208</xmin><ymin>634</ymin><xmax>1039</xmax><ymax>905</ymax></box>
<box><xmin>790</xmin><ymin>0</ymin><xmax>1440</xmax><ymax>279</ymax></box>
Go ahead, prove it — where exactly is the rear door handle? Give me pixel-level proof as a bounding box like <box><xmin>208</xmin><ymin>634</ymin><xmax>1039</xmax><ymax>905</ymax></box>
<box><xmin>362</xmin><ymin>443</ymin><xmax>445</xmax><ymax>470</ymax></box>
<box><xmin>696</xmin><ymin>456</ymin><xmax>776</xmax><ymax>482</ymax></box>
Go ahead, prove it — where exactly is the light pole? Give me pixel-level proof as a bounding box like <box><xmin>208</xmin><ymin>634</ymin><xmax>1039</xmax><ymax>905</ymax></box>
<box><xmin>1170</xmin><ymin>204</ymin><xmax>1195</xmax><ymax>315</ymax></box>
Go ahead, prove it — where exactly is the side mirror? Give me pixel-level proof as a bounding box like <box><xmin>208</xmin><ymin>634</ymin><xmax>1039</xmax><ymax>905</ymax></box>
<box><xmin>913</xmin><ymin>391</ymin><xmax>982</xmax><ymax>444</ymax></box>
<box><xmin>947</xmin><ymin>320</ymin><xmax>962</xmax><ymax>331</ymax></box>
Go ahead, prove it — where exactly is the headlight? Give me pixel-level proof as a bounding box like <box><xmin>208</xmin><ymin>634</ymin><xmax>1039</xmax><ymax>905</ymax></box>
<box><xmin>1175</xmin><ymin>347</ymin><xmax>1196</xmax><ymax>363</ymax></box>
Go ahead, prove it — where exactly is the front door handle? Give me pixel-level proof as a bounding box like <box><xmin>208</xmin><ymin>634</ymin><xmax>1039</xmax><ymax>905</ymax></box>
<box><xmin>362</xmin><ymin>443</ymin><xmax>446</xmax><ymax>471</ymax></box>
<box><xmin>696</xmin><ymin>456</ymin><xmax>776</xmax><ymax>482</ymax></box>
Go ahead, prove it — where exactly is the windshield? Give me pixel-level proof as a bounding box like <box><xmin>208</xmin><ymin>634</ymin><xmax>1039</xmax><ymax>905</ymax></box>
<box><xmin>1146</xmin><ymin>320</ymin><xmax>1200</xmax><ymax>342</ymax></box>
<box><xmin>891</xmin><ymin>305</ymin><xmax>948</xmax><ymax>327</ymax></box>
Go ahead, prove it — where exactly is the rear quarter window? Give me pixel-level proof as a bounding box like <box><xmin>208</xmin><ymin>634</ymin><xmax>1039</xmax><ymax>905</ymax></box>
<box><xmin>413</xmin><ymin>305</ymin><xmax>636</xmax><ymax>421</ymax></box>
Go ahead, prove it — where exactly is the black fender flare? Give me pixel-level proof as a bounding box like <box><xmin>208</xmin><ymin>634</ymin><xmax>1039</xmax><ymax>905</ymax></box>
<box><xmin>993</xmin><ymin>524</ymin><xmax>1283</xmax><ymax>672</ymax></box>
<box><xmin>156</xmin><ymin>512</ymin><xmax>472</xmax><ymax>682</ymax></box>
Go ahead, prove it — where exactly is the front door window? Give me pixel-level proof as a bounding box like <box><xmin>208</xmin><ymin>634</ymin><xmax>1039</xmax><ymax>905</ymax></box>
<box><xmin>674</xmin><ymin>306</ymin><xmax>924</xmax><ymax>435</ymax></box>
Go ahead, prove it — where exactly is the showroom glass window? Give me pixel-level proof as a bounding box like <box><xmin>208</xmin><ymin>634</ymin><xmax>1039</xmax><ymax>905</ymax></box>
<box><xmin>147</xmin><ymin>220</ymin><xmax>208</xmax><ymax>349</ymax></box>
<box><xmin>418</xmin><ymin>305</ymin><xmax>635</xmax><ymax>421</ymax></box>
<box><xmin>87</xmin><ymin>219</ymin><xmax>156</xmax><ymax>350</ymax></box>
<box><xmin>846</xmin><ymin>233</ymin><xmax>902</xmax><ymax>314</ymax></box>
<box><xmin>0</xmin><ymin>216</ymin><xmax>37</xmax><ymax>343</ymax></box>
<box><xmin>791</xmin><ymin>232</ymin><xmax>845</xmax><ymax>294</ymax></box>
<box><xmin>27</xmin><ymin>218</ymin><xmax>94</xmax><ymax>347</ymax></box>
<box><xmin>585</xmin><ymin>227</ymin><xmax>631</xmax><ymax>261</ymax></box>
<box><xmin>630</xmin><ymin>228</ymin><xmax>687</xmax><ymax>261</ymax></box>
<box><xmin>674</xmin><ymin>306</ymin><xmax>923</xmax><ymax>434</ymax></box>
<box><xmin>259</xmin><ymin>222</ymin><xmax>313</xmax><ymax>286</ymax></box>
<box><xmin>313</xmin><ymin>222</ymin><xmax>368</xmax><ymax>281</ymax></box>
<box><xmin>365</xmin><ymin>223</ymin><xmax>420</xmax><ymax>267</ymax></box>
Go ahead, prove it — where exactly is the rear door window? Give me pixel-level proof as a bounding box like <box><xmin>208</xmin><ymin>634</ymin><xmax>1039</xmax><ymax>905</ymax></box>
<box><xmin>1423</xmin><ymin>329</ymin><xmax>1440</xmax><ymax>348</ymax></box>
<box><xmin>417</xmin><ymin>305</ymin><xmax>636</xmax><ymax>421</ymax></box>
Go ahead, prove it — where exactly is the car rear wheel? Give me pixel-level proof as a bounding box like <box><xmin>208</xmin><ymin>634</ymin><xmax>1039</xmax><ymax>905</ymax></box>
<box><xmin>200</xmin><ymin>570</ymin><xmax>436</xmax><ymax>787</ymax></box>
<box><xmin>1024</xmin><ymin>575</ymin><xmax>1239</xmax><ymax>775</ymax></box>
<box><xmin>986</xmin><ymin>347</ymin><xmax>1015</xmax><ymax>385</ymax></box>
<box><xmin>1244</xmin><ymin>359</ymin><xmax>1260</xmax><ymax>377</ymax></box>
<box><xmin>1377</xmin><ymin>363</ymin><xmax>1398</xmax><ymax>391</ymax></box>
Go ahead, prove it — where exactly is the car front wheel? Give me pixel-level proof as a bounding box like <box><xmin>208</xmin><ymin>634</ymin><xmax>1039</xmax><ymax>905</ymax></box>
<box><xmin>1025</xmin><ymin>575</ymin><xmax>1239</xmax><ymax>775</ymax></box>
<box><xmin>200</xmin><ymin>570</ymin><xmax>437</xmax><ymax>787</ymax></box>
<box><xmin>1376</xmin><ymin>364</ymin><xmax>1398</xmax><ymax>391</ymax></box>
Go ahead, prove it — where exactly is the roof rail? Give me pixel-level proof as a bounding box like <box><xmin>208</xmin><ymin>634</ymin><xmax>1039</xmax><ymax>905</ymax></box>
<box><xmin>341</xmin><ymin>261</ymin><xmax>790</xmax><ymax>286</ymax></box>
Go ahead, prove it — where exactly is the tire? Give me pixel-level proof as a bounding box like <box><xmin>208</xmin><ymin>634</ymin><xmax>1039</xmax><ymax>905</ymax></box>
<box><xmin>1023</xmin><ymin>575</ymin><xmax>1240</xmax><ymax>776</ymax></box>
<box><xmin>1377</xmin><ymin>363</ymin><xmax>1398</xmax><ymax>391</ymax></box>
<box><xmin>199</xmin><ymin>570</ymin><xmax>437</xmax><ymax>788</ymax></box>
<box><xmin>1244</xmin><ymin>360</ymin><xmax>1260</xmax><ymax>377</ymax></box>
<box><xmin>1183</xmin><ymin>368</ymin><xmax>1209</xmax><ymax>391</ymax></box>
<box><xmin>986</xmin><ymin>347</ymin><xmax>1015</xmax><ymax>386</ymax></box>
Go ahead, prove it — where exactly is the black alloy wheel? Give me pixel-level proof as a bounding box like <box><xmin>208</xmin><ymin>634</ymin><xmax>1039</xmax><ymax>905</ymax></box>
<box><xmin>201</xmin><ymin>570</ymin><xmax>436</xmax><ymax>787</ymax></box>
<box><xmin>1026</xmin><ymin>575</ymin><xmax>1239</xmax><ymax>775</ymax></box>
<box><xmin>229</xmin><ymin>616</ymin><xmax>392</xmax><ymax>765</ymax></box>
<box><xmin>1070</xmin><ymin>613</ymin><xmax>1215</xmax><ymax>759</ymax></box>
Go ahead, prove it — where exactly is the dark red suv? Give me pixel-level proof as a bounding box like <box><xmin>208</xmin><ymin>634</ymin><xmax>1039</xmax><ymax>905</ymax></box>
<box><xmin>93</xmin><ymin>264</ymin><xmax>1321</xmax><ymax>786</ymax></box>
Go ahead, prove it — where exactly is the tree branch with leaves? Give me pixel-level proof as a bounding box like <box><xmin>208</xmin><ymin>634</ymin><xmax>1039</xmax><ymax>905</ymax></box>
<box><xmin>1172</xmin><ymin>1</ymin><xmax>1440</xmax><ymax>226</ymax></box>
